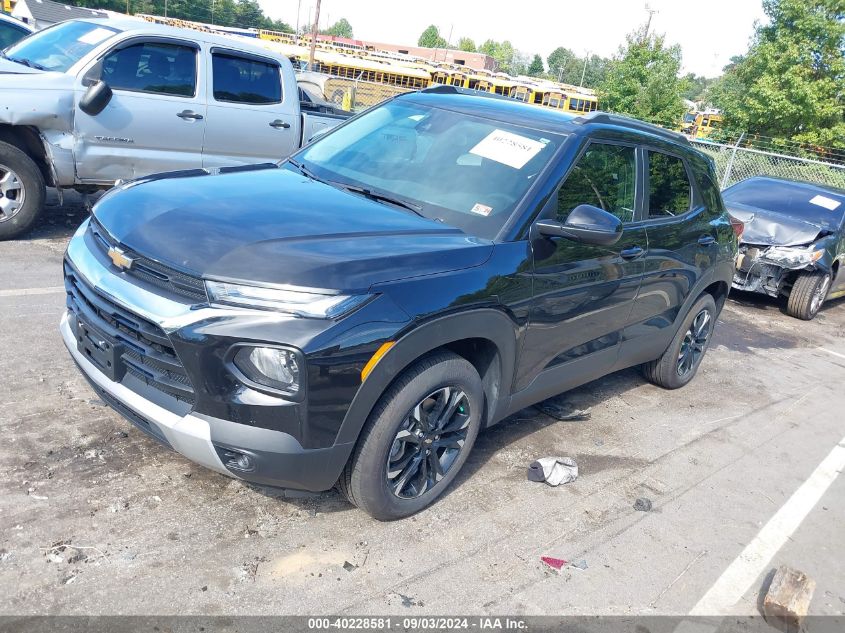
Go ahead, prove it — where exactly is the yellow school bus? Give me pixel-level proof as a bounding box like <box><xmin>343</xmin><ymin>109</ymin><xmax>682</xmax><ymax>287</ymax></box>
<box><xmin>566</xmin><ymin>92</ymin><xmax>599</xmax><ymax>114</ymax></box>
<box><xmin>693</xmin><ymin>111</ymin><xmax>723</xmax><ymax>139</ymax></box>
<box><xmin>2</xmin><ymin>0</ymin><xmax>14</xmax><ymax>12</ymax></box>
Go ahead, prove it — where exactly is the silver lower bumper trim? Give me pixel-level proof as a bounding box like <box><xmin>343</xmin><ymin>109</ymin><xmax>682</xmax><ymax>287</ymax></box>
<box><xmin>60</xmin><ymin>312</ymin><xmax>232</xmax><ymax>477</ymax></box>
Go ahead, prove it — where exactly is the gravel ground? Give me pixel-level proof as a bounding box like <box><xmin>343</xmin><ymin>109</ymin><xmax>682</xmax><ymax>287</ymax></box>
<box><xmin>1</xmin><ymin>193</ymin><xmax>843</xmax><ymax>617</ymax></box>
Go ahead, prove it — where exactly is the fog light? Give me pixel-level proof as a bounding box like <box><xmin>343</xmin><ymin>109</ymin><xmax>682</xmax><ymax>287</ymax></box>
<box><xmin>232</xmin><ymin>346</ymin><xmax>301</xmax><ymax>395</ymax></box>
<box><xmin>218</xmin><ymin>448</ymin><xmax>255</xmax><ymax>472</ymax></box>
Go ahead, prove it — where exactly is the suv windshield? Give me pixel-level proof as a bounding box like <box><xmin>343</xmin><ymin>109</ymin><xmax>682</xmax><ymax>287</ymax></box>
<box><xmin>296</xmin><ymin>100</ymin><xmax>563</xmax><ymax>239</ymax></box>
<box><xmin>4</xmin><ymin>20</ymin><xmax>119</xmax><ymax>72</ymax></box>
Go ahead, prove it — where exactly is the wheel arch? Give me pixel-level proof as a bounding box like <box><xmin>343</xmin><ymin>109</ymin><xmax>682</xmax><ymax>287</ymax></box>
<box><xmin>334</xmin><ymin>308</ymin><xmax>518</xmax><ymax>446</ymax></box>
<box><xmin>0</xmin><ymin>124</ymin><xmax>55</xmax><ymax>187</ymax></box>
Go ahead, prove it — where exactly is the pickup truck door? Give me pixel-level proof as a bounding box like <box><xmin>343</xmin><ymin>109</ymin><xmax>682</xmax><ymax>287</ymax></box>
<box><xmin>74</xmin><ymin>37</ymin><xmax>207</xmax><ymax>183</ymax></box>
<box><xmin>202</xmin><ymin>48</ymin><xmax>300</xmax><ymax>168</ymax></box>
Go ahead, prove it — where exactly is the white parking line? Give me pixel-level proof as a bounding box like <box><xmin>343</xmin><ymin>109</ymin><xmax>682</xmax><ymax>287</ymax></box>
<box><xmin>688</xmin><ymin>433</ymin><xmax>845</xmax><ymax>615</ymax></box>
<box><xmin>818</xmin><ymin>347</ymin><xmax>845</xmax><ymax>361</ymax></box>
<box><xmin>0</xmin><ymin>287</ymin><xmax>64</xmax><ymax>298</ymax></box>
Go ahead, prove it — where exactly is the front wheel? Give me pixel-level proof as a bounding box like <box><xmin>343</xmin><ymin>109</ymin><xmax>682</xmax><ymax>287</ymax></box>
<box><xmin>339</xmin><ymin>351</ymin><xmax>484</xmax><ymax>521</ymax></box>
<box><xmin>786</xmin><ymin>271</ymin><xmax>831</xmax><ymax>321</ymax></box>
<box><xmin>642</xmin><ymin>293</ymin><xmax>718</xmax><ymax>389</ymax></box>
<box><xmin>0</xmin><ymin>141</ymin><xmax>46</xmax><ymax>241</ymax></box>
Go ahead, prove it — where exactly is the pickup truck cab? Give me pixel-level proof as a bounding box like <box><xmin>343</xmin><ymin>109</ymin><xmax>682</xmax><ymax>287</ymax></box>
<box><xmin>0</xmin><ymin>17</ymin><xmax>348</xmax><ymax>239</ymax></box>
<box><xmin>61</xmin><ymin>88</ymin><xmax>738</xmax><ymax>520</ymax></box>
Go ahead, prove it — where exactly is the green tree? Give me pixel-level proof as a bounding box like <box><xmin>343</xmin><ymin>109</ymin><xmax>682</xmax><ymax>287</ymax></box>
<box><xmin>681</xmin><ymin>73</ymin><xmax>716</xmax><ymax>102</ymax></box>
<box><xmin>527</xmin><ymin>54</ymin><xmax>544</xmax><ymax>76</ymax></box>
<box><xmin>457</xmin><ymin>37</ymin><xmax>476</xmax><ymax>52</ymax></box>
<box><xmin>418</xmin><ymin>25</ymin><xmax>447</xmax><ymax>48</ymax></box>
<box><xmin>64</xmin><ymin>0</ymin><xmax>292</xmax><ymax>29</ymax></box>
<box><xmin>547</xmin><ymin>46</ymin><xmax>573</xmax><ymax>77</ymax></box>
<box><xmin>322</xmin><ymin>17</ymin><xmax>353</xmax><ymax>38</ymax></box>
<box><xmin>708</xmin><ymin>0</ymin><xmax>845</xmax><ymax>149</ymax></box>
<box><xmin>597</xmin><ymin>26</ymin><xmax>689</xmax><ymax>126</ymax></box>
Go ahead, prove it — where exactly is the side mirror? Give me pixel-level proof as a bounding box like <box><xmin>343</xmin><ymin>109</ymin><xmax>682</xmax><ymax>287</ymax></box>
<box><xmin>79</xmin><ymin>80</ymin><xmax>113</xmax><ymax>116</ymax></box>
<box><xmin>535</xmin><ymin>204</ymin><xmax>623</xmax><ymax>246</ymax></box>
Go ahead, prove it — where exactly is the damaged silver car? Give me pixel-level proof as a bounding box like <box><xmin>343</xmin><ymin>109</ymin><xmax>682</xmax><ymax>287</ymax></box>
<box><xmin>726</xmin><ymin>176</ymin><xmax>845</xmax><ymax>320</ymax></box>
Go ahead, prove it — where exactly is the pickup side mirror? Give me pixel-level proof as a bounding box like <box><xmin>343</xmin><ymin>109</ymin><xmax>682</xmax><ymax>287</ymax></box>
<box><xmin>79</xmin><ymin>80</ymin><xmax>113</xmax><ymax>116</ymax></box>
<box><xmin>535</xmin><ymin>204</ymin><xmax>623</xmax><ymax>246</ymax></box>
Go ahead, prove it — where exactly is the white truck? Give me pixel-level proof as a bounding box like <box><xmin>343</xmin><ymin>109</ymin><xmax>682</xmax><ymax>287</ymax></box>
<box><xmin>0</xmin><ymin>17</ymin><xmax>350</xmax><ymax>239</ymax></box>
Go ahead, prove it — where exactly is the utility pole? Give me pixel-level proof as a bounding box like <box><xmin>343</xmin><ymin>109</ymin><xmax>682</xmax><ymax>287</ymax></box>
<box><xmin>164</xmin><ymin>0</ymin><xmax>168</xmax><ymax>18</ymax></box>
<box><xmin>308</xmin><ymin>0</ymin><xmax>321</xmax><ymax>71</ymax></box>
<box><xmin>210</xmin><ymin>0</ymin><xmax>214</xmax><ymax>25</ymax></box>
<box><xmin>643</xmin><ymin>3</ymin><xmax>658</xmax><ymax>40</ymax></box>
<box><xmin>580</xmin><ymin>52</ymin><xmax>588</xmax><ymax>87</ymax></box>
<box><xmin>295</xmin><ymin>0</ymin><xmax>301</xmax><ymax>42</ymax></box>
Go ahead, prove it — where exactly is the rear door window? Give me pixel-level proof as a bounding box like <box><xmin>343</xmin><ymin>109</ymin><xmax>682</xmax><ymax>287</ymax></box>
<box><xmin>101</xmin><ymin>41</ymin><xmax>197</xmax><ymax>97</ymax></box>
<box><xmin>647</xmin><ymin>151</ymin><xmax>692</xmax><ymax>218</ymax></box>
<box><xmin>212</xmin><ymin>53</ymin><xmax>281</xmax><ymax>104</ymax></box>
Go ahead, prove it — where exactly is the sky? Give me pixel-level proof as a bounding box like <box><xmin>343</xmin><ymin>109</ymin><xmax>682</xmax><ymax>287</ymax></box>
<box><xmin>257</xmin><ymin>0</ymin><xmax>767</xmax><ymax>78</ymax></box>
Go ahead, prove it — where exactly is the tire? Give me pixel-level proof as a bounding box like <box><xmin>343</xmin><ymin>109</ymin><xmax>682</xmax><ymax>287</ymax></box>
<box><xmin>0</xmin><ymin>141</ymin><xmax>46</xmax><ymax>241</ymax></box>
<box><xmin>339</xmin><ymin>351</ymin><xmax>484</xmax><ymax>521</ymax></box>
<box><xmin>786</xmin><ymin>271</ymin><xmax>831</xmax><ymax>321</ymax></box>
<box><xmin>642</xmin><ymin>293</ymin><xmax>718</xmax><ymax>390</ymax></box>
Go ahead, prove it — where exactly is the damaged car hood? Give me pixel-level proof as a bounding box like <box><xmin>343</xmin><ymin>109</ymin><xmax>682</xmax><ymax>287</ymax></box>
<box><xmin>727</xmin><ymin>202</ymin><xmax>826</xmax><ymax>247</ymax></box>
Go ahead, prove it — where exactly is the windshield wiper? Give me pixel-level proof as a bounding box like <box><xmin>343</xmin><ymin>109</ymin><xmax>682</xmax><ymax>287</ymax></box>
<box><xmin>3</xmin><ymin>55</ymin><xmax>47</xmax><ymax>70</ymax></box>
<box><xmin>288</xmin><ymin>159</ymin><xmax>322</xmax><ymax>182</ymax></box>
<box><xmin>340</xmin><ymin>184</ymin><xmax>424</xmax><ymax>216</ymax></box>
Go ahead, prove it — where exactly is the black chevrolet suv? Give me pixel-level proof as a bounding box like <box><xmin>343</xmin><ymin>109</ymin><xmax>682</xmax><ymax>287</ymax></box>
<box><xmin>62</xmin><ymin>87</ymin><xmax>737</xmax><ymax>520</ymax></box>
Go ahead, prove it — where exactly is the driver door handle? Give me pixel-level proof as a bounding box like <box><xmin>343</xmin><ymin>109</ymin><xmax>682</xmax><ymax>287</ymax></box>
<box><xmin>177</xmin><ymin>110</ymin><xmax>203</xmax><ymax>120</ymax></box>
<box><xmin>698</xmin><ymin>235</ymin><xmax>716</xmax><ymax>246</ymax></box>
<box><xmin>270</xmin><ymin>119</ymin><xmax>291</xmax><ymax>129</ymax></box>
<box><xmin>620</xmin><ymin>246</ymin><xmax>644</xmax><ymax>260</ymax></box>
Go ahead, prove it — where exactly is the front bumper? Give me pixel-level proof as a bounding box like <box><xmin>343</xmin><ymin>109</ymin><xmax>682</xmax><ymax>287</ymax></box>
<box><xmin>62</xmin><ymin>311</ymin><xmax>354</xmax><ymax>491</ymax></box>
<box><xmin>61</xmin><ymin>311</ymin><xmax>230</xmax><ymax>475</ymax></box>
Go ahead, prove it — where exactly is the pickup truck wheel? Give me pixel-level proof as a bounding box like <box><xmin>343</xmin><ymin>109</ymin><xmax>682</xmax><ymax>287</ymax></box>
<box><xmin>0</xmin><ymin>141</ymin><xmax>46</xmax><ymax>241</ymax></box>
<box><xmin>642</xmin><ymin>293</ymin><xmax>717</xmax><ymax>390</ymax></box>
<box><xmin>339</xmin><ymin>351</ymin><xmax>483</xmax><ymax>521</ymax></box>
<box><xmin>786</xmin><ymin>271</ymin><xmax>831</xmax><ymax>321</ymax></box>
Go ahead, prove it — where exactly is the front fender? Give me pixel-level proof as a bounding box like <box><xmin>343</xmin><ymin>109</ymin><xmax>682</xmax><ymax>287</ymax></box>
<box><xmin>334</xmin><ymin>308</ymin><xmax>518</xmax><ymax>447</ymax></box>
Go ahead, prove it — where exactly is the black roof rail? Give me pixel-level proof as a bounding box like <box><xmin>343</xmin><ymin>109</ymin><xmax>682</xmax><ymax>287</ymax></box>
<box><xmin>575</xmin><ymin>111</ymin><xmax>689</xmax><ymax>144</ymax></box>
<box><xmin>420</xmin><ymin>85</ymin><xmax>511</xmax><ymax>101</ymax></box>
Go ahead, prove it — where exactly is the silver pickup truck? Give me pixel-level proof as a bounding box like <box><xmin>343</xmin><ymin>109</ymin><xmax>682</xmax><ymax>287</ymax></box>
<box><xmin>0</xmin><ymin>17</ymin><xmax>349</xmax><ymax>239</ymax></box>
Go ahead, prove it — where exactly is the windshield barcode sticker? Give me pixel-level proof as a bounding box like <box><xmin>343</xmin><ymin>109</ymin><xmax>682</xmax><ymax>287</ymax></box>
<box><xmin>469</xmin><ymin>130</ymin><xmax>545</xmax><ymax>169</ymax></box>
<box><xmin>809</xmin><ymin>195</ymin><xmax>841</xmax><ymax>211</ymax></box>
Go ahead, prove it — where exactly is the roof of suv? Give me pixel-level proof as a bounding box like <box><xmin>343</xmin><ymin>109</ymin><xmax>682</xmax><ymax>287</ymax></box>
<box><xmin>401</xmin><ymin>86</ymin><xmax>689</xmax><ymax>146</ymax></box>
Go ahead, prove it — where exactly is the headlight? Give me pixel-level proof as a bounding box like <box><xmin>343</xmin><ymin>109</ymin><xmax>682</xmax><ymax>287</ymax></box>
<box><xmin>232</xmin><ymin>346</ymin><xmax>301</xmax><ymax>395</ymax></box>
<box><xmin>760</xmin><ymin>244</ymin><xmax>825</xmax><ymax>268</ymax></box>
<box><xmin>206</xmin><ymin>280</ymin><xmax>371</xmax><ymax>318</ymax></box>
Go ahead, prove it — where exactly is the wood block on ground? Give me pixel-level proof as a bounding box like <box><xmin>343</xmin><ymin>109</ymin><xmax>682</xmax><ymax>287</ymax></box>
<box><xmin>762</xmin><ymin>565</ymin><xmax>816</xmax><ymax>632</ymax></box>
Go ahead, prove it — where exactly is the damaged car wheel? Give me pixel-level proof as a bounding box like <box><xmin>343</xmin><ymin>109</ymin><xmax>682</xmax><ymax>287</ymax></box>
<box><xmin>642</xmin><ymin>293</ymin><xmax>717</xmax><ymax>390</ymax></box>
<box><xmin>0</xmin><ymin>141</ymin><xmax>46</xmax><ymax>241</ymax></box>
<box><xmin>787</xmin><ymin>271</ymin><xmax>831</xmax><ymax>321</ymax></box>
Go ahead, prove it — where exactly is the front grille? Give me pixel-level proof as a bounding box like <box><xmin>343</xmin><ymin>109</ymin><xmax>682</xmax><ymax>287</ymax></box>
<box><xmin>64</xmin><ymin>262</ymin><xmax>196</xmax><ymax>405</ymax></box>
<box><xmin>88</xmin><ymin>219</ymin><xmax>207</xmax><ymax>302</ymax></box>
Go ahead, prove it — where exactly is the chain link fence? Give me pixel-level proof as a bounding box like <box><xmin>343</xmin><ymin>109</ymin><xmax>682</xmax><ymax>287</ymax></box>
<box><xmin>690</xmin><ymin>139</ymin><xmax>845</xmax><ymax>191</ymax></box>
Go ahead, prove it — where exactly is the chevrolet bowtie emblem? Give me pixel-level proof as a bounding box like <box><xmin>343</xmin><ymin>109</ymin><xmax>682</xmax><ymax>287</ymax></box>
<box><xmin>107</xmin><ymin>246</ymin><xmax>134</xmax><ymax>271</ymax></box>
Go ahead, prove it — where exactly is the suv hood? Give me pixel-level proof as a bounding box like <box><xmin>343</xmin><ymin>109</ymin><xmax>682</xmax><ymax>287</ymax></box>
<box><xmin>93</xmin><ymin>166</ymin><xmax>494</xmax><ymax>292</ymax></box>
<box><xmin>727</xmin><ymin>202</ymin><xmax>826</xmax><ymax>247</ymax></box>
